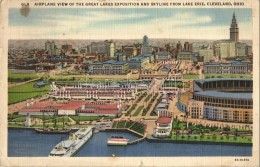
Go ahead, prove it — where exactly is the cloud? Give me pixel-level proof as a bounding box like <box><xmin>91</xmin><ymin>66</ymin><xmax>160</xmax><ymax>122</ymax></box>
<box><xmin>8</xmin><ymin>9</ymin><xmax>252</xmax><ymax>40</ymax></box>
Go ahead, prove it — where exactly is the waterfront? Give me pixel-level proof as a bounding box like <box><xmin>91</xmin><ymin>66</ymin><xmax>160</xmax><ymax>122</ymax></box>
<box><xmin>8</xmin><ymin>128</ymin><xmax>252</xmax><ymax>157</ymax></box>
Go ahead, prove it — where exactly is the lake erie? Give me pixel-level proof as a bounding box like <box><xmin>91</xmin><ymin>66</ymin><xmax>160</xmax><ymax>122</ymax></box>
<box><xmin>8</xmin><ymin>128</ymin><xmax>252</xmax><ymax>157</ymax></box>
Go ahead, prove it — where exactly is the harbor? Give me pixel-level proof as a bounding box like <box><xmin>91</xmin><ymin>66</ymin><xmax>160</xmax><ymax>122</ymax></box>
<box><xmin>8</xmin><ymin>128</ymin><xmax>252</xmax><ymax>157</ymax></box>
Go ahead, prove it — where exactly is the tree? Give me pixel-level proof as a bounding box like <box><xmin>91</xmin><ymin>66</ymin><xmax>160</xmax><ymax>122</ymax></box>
<box><xmin>234</xmin><ymin>136</ymin><xmax>237</xmax><ymax>142</ymax></box>
<box><xmin>212</xmin><ymin>134</ymin><xmax>217</xmax><ymax>141</ymax></box>
<box><xmin>200</xmin><ymin>135</ymin><xmax>204</xmax><ymax>141</ymax></box>
<box><xmin>226</xmin><ymin>135</ymin><xmax>230</xmax><ymax>140</ymax></box>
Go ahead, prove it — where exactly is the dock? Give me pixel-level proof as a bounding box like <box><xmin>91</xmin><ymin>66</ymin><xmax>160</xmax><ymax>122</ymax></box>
<box><xmin>127</xmin><ymin>135</ymin><xmax>146</xmax><ymax>145</ymax></box>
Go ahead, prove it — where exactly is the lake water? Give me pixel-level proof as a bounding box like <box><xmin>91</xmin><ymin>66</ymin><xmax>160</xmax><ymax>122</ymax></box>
<box><xmin>8</xmin><ymin>128</ymin><xmax>252</xmax><ymax>157</ymax></box>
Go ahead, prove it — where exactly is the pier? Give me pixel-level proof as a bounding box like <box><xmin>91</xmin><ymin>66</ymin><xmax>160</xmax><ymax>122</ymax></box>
<box><xmin>127</xmin><ymin>135</ymin><xmax>146</xmax><ymax>145</ymax></box>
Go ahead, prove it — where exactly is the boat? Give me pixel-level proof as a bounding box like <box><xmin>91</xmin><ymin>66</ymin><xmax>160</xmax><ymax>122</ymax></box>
<box><xmin>34</xmin><ymin>112</ymin><xmax>71</xmax><ymax>134</ymax></box>
<box><xmin>107</xmin><ymin>136</ymin><xmax>128</xmax><ymax>146</ymax></box>
<box><xmin>35</xmin><ymin>128</ymin><xmax>71</xmax><ymax>134</ymax></box>
<box><xmin>49</xmin><ymin>127</ymin><xmax>93</xmax><ymax>157</ymax></box>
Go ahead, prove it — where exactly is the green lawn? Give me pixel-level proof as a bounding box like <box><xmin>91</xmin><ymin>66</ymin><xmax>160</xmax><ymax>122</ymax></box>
<box><xmin>163</xmin><ymin>81</ymin><xmax>189</xmax><ymax>88</ymax></box>
<box><xmin>12</xmin><ymin>117</ymin><xmax>26</xmax><ymax>122</ymax></box>
<box><xmin>69</xmin><ymin>116</ymin><xmax>102</xmax><ymax>122</ymax></box>
<box><xmin>172</xmin><ymin>121</ymin><xmax>187</xmax><ymax>130</ymax></box>
<box><xmin>8</xmin><ymin>114</ymin><xmax>25</xmax><ymax>120</ymax></box>
<box><xmin>116</xmin><ymin>121</ymin><xmax>126</xmax><ymax>128</ymax></box>
<box><xmin>125</xmin><ymin>104</ymin><xmax>137</xmax><ymax>116</ymax></box>
<box><xmin>136</xmin><ymin>92</ymin><xmax>147</xmax><ymax>103</ymax></box>
<box><xmin>8</xmin><ymin>82</ymin><xmax>50</xmax><ymax>105</ymax></box>
<box><xmin>183</xmin><ymin>74</ymin><xmax>200</xmax><ymax>80</ymax></box>
<box><xmin>130</xmin><ymin>122</ymin><xmax>145</xmax><ymax>135</ymax></box>
<box><xmin>133</xmin><ymin>106</ymin><xmax>143</xmax><ymax>116</ymax></box>
<box><xmin>144</xmin><ymin>94</ymin><xmax>152</xmax><ymax>102</ymax></box>
<box><xmin>169</xmin><ymin>135</ymin><xmax>252</xmax><ymax>144</ymax></box>
<box><xmin>8</xmin><ymin>71</ymin><xmax>44</xmax><ymax>82</ymax></box>
<box><xmin>205</xmin><ymin>74</ymin><xmax>252</xmax><ymax>79</ymax></box>
<box><xmin>44</xmin><ymin>117</ymin><xmax>71</xmax><ymax>123</ymax></box>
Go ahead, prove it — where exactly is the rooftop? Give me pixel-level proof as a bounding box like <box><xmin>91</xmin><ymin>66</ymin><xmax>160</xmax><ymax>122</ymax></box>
<box><xmin>194</xmin><ymin>91</ymin><xmax>252</xmax><ymax>100</ymax></box>
<box><xmin>157</xmin><ymin>117</ymin><xmax>172</xmax><ymax>124</ymax></box>
<box><xmin>194</xmin><ymin>78</ymin><xmax>252</xmax><ymax>83</ymax></box>
<box><xmin>58</xmin><ymin>101</ymin><xmax>87</xmax><ymax>110</ymax></box>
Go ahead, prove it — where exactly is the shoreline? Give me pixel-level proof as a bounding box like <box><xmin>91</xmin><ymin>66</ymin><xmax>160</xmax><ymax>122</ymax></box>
<box><xmin>8</xmin><ymin>127</ymin><xmax>252</xmax><ymax>146</ymax></box>
<box><xmin>146</xmin><ymin>137</ymin><xmax>252</xmax><ymax>146</ymax></box>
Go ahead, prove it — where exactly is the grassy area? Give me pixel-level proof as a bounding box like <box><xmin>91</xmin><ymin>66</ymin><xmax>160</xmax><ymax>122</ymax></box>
<box><xmin>125</xmin><ymin>121</ymin><xmax>135</xmax><ymax>128</ymax></box>
<box><xmin>8</xmin><ymin>82</ymin><xmax>50</xmax><ymax>105</ymax></box>
<box><xmin>69</xmin><ymin>116</ymin><xmax>102</xmax><ymax>122</ymax></box>
<box><xmin>169</xmin><ymin>135</ymin><xmax>252</xmax><ymax>144</ymax></box>
<box><xmin>130</xmin><ymin>122</ymin><xmax>146</xmax><ymax>135</ymax></box>
<box><xmin>150</xmin><ymin>94</ymin><xmax>162</xmax><ymax>116</ymax></box>
<box><xmin>44</xmin><ymin>117</ymin><xmax>71</xmax><ymax>123</ymax></box>
<box><xmin>133</xmin><ymin>106</ymin><xmax>143</xmax><ymax>116</ymax></box>
<box><xmin>8</xmin><ymin>114</ymin><xmax>25</xmax><ymax>120</ymax></box>
<box><xmin>57</xmin><ymin>70</ymin><xmax>86</xmax><ymax>76</ymax></box>
<box><xmin>183</xmin><ymin>74</ymin><xmax>200</xmax><ymax>80</ymax></box>
<box><xmin>125</xmin><ymin>104</ymin><xmax>137</xmax><ymax>116</ymax></box>
<box><xmin>142</xmin><ymin>103</ymin><xmax>152</xmax><ymax>116</ymax></box>
<box><xmin>172</xmin><ymin>121</ymin><xmax>187</xmax><ymax>130</ymax></box>
<box><xmin>136</xmin><ymin>92</ymin><xmax>147</xmax><ymax>103</ymax></box>
<box><xmin>205</xmin><ymin>74</ymin><xmax>252</xmax><ymax>79</ymax></box>
<box><xmin>116</xmin><ymin>121</ymin><xmax>126</xmax><ymax>128</ymax></box>
<box><xmin>13</xmin><ymin>117</ymin><xmax>26</xmax><ymax>122</ymax></box>
<box><xmin>8</xmin><ymin>71</ymin><xmax>44</xmax><ymax>83</ymax></box>
<box><xmin>144</xmin><ymin>94</ymin><xmax>152</xmax><ymax>102</ymax></box>
<box><xmin>163</xmin><ymin>81</ymin><xmax>189</xmax><ymax>88</ymax></box>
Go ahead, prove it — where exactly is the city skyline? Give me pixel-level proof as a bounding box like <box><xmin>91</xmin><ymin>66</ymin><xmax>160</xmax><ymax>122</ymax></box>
<box><xmin>9</xmin><ymin>8</ymin><xmax>252</xmax><ymax>40</ymax></box>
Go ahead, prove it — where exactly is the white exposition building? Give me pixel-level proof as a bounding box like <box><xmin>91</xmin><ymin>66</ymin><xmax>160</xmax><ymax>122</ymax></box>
<box><xmin>153</xmin><ymin>111</ymin><xmax>173</xmax><ymax>138</ymax></box>
<box><xmin>50</xmin><ymin>82</ymin><xmax>139</xmax><ymax>100</ymax></box>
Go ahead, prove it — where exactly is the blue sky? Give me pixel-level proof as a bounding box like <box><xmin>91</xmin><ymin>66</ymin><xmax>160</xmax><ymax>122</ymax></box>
<box><xmin>9</xmin><ymin>8</ymin><xmax>252</xmax><ymax>40</ymax></box>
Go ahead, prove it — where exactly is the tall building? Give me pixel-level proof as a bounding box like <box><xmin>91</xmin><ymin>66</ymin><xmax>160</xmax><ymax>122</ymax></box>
<box><xmin>45</xmin><ymin>40</ymin><xmax>58</xmax><ymax>55</ymax></box>
<box><xmin>176</xmin><ymin>41</ymin><xmax>182</xmax><ymax>53</ymax></box>
<box><xmin>183</xmin><ymin>42</ymin><xmax>193</xmax><ymax>52</ymax></box>
<box><xmin>109</xmin><ymin>41</ymin><xmax>115</xmax><ymax>58</ymax></box>
<box><xmin>142</xmin><ymin>35</ymin><xmax>149</xmax><ymax>47</ymax></box>
<box><xmin>89</xmin><ymin>40</ymin><xmax>115</xmax><ymax>58</ymax></box>
<box><xmin>230</xmin><ymin>12</ymin><xmax>239</xmax><ymax>42</ymax></box>
<box><xmin>199</xmin><ymin>48</ymin><xmax>214</xmax><ymax>63</ymax></box>
<box><xmin>62</xmin><ymin>44</ymin><xmax>72</xmax><ymax>53</ymax></box>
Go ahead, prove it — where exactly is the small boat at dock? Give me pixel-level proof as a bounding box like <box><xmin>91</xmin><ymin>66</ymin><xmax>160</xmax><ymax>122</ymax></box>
<box><xmin>107</xmin><ymin>136</ymin><xmax>128</xmax><ymax>146</ymax></box>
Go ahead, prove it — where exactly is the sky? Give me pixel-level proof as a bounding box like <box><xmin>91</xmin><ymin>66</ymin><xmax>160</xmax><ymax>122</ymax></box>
<box><xmin>9</xmin><ymin>8</ymin><xmax>252</xmax><ymax>40</ymax></box>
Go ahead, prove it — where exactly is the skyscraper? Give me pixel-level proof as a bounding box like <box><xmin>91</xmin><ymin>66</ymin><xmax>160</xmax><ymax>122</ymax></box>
<box><xmin>142</xmin><ymin>35</ymin><xmax>149</xmax><ymax>47</ymax></box>
<box><xmin>230</xmin><ymin>12</ymin><xmax>239</xmax><ymax>42</ymax></box>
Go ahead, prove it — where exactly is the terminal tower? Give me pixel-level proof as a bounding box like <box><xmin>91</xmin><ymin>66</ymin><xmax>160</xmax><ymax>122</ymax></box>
<box><xmin>230</xmin><ymin>12</ymin><xmax>239</xmax><ymax>42</ymax></box>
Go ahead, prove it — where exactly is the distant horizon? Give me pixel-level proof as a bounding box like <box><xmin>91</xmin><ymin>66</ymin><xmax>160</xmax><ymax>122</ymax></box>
<box><xmin>9</xmin><ymin>8</ymin><xmax>252</xmax><ymax>40</ymax></box>
<box><xmin>8</xmin><ymin>38</ymin><xmax>253</xmax><ymax>41</ymax></box>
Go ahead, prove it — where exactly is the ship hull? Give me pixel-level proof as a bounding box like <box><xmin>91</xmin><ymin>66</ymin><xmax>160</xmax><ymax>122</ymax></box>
<box><xmin>34</xmin><ymin>128</ymin><xmax>72</xmax><ymax>134</ymax></box>
<box><xmin>107</xmin><ymin>139</ymin><xmax>128</xmax><ymax>146</ymax></box>
<box><xmin>107</xmin><ymin>142</ymin><xmax>128</xmax><ymax>146</ymax></box>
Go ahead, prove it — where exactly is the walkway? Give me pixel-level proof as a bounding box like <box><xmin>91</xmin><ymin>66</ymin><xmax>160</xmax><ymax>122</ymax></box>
<box><xmin>8</xmin><ymin>77</ymin><xmax>42</xmax><ymax>88</ymax></box>
<box><xmin>145</xmin><ymin>93</ymin><xmax>161</xmax><ymax>116</ymax></box>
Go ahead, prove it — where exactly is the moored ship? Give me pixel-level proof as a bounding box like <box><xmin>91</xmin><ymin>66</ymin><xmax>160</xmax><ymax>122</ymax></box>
<box><xmin>35</xmin><ymin>128</ymin><xmax>71</xmax><ymax>134</ymax></box>
<box><xmin>34</xmin><ymin>112</ymin><xmax>71</xmax><ymax>134</ymax></box>
<box><xmin>107</xmin><ymin>136</ymin><xmax>129</xmax><ymax>146</ymax></box>
<box><xmin>49</xmin><ymin>127</ymin><xmax>93</xmax><ymax>157</ymax></box>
